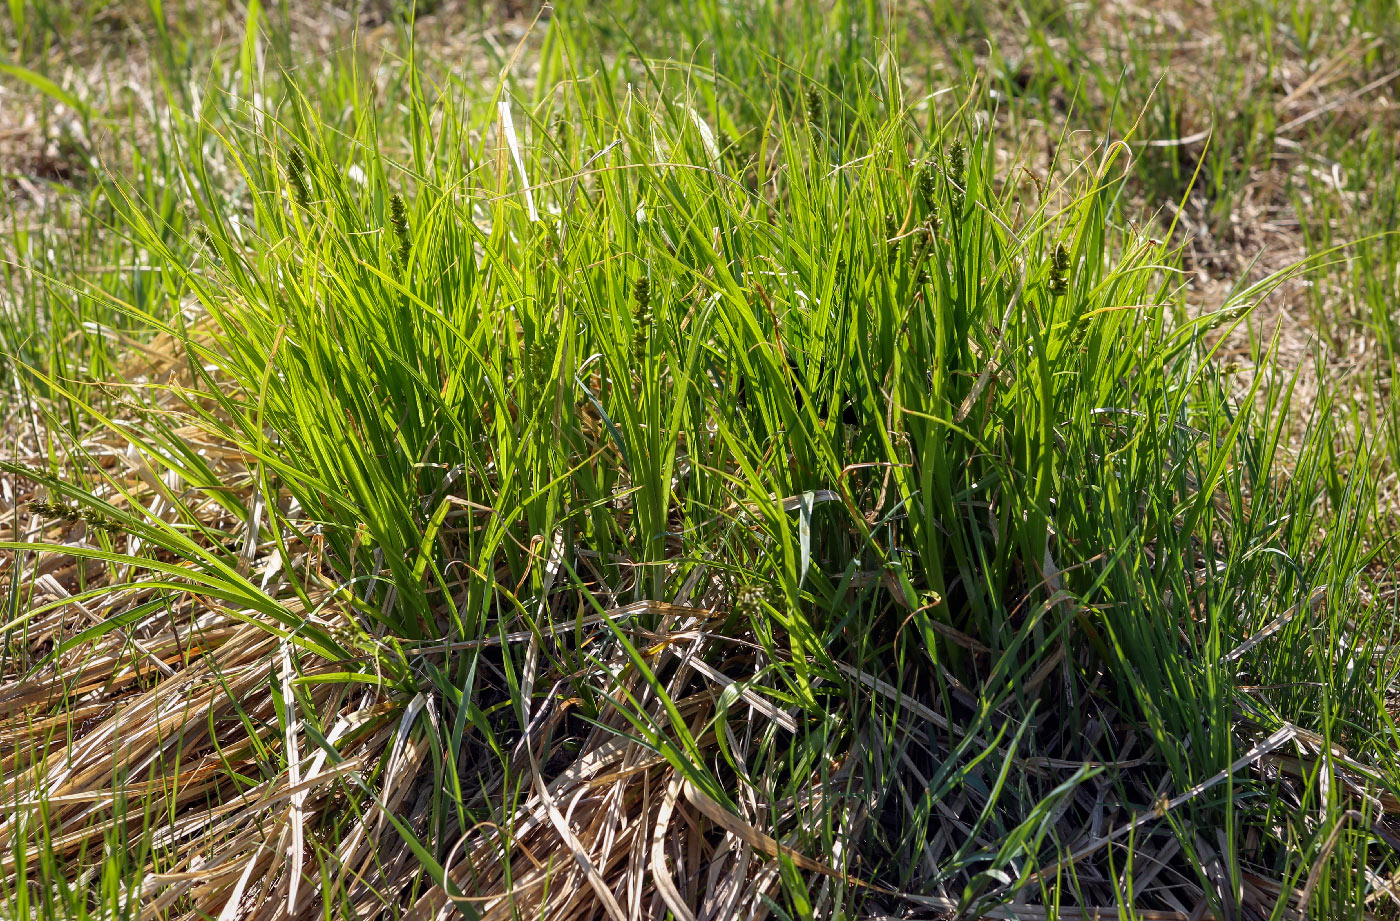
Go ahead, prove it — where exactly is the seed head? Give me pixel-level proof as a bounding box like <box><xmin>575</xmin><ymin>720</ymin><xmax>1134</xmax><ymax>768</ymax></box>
<box><xmin>389</xmin><ymin>194</ymin><xmax>412</xmax><ymax>269</ymax></box>
<box><xmin>30</xmin><ymin>499</ymin><xmax>123</xmax><ymax>534</ymax></box>
<box><xmin>1047</xmin><ymin>242</ymin><xmax>1072</xmax><ymax>295</ymax></box>
<box><xmin>30</xmin><ymin>500</ymin><xmax>79</xmax><ymax>522</ymax></box>
<box><xmin>917</xmin><ymin>160</ymin><xmax>937</xmax><ymax>209</ymax></box>
<box><xmin>733</xmin><ymin>584</ymin><xmax>769</xmax><ymax>619</ymax></box>
<box><xmin>526</xmin><ymin>340</ymin><xmax>552</xmax><ymax>393</ymax></box>
<box><xmin>632</xmin><ymin>275</ymin><xmax>653</xmax><ymax>360</ymax></box>
<box><xmin>885</xmin><ymin>214</ymin><xmax>900</xmax><ymax>266</ymax></box>
<box><xmin>947</xmin><ymin>140</ymin><xmax>967</xmax><ymax>212</ymax></box>
<box><xmin>81</xmin><ymin>508</ymin><xmax>121</xmax><ymax>534</ymax></box>
<box><xmin>806</xmin><ymin>86</ymin><xmax>824</xmax><ymax>124</ymax></box>
<box><xmin>287</xmin><ymin>146</ymin><xmax>311</xmax><ymax>208</ymax></box>
<box><xmin>947</xmin><ymin>140</ymin><xmax>966</xmax><ymax>185</ymax></box>
<box><xmin>186</xmin><ymin>206</ymin><xmax>219</xmax><ymax>257</ymax></box>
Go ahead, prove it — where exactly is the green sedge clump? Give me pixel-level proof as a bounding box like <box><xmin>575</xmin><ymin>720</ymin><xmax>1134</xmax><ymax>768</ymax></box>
<box><xmin>631</xmin><ymin>275</ymin><xmax>653</xmax><ymax>361</ymax></box>
<box><xmin>1048</xmin><ymin>242</ymin><xmax>1072</xmax><ymax>295</ymax></box>
<box><xmin>389</xmin><ymin>194</ymin><xmax>412</xmax><ymax>269</ymax></box>
<box><xmin>287</xmin><ymin>146</ymin><xmax>311</xmax><ymax>208</ymax></box>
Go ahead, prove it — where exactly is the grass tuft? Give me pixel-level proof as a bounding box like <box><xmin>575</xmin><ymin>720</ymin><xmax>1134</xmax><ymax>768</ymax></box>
<box><xmin>0</xmin><ymin>1</ymin><xmax>1398</xmax><ymax>919</ymax></box>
